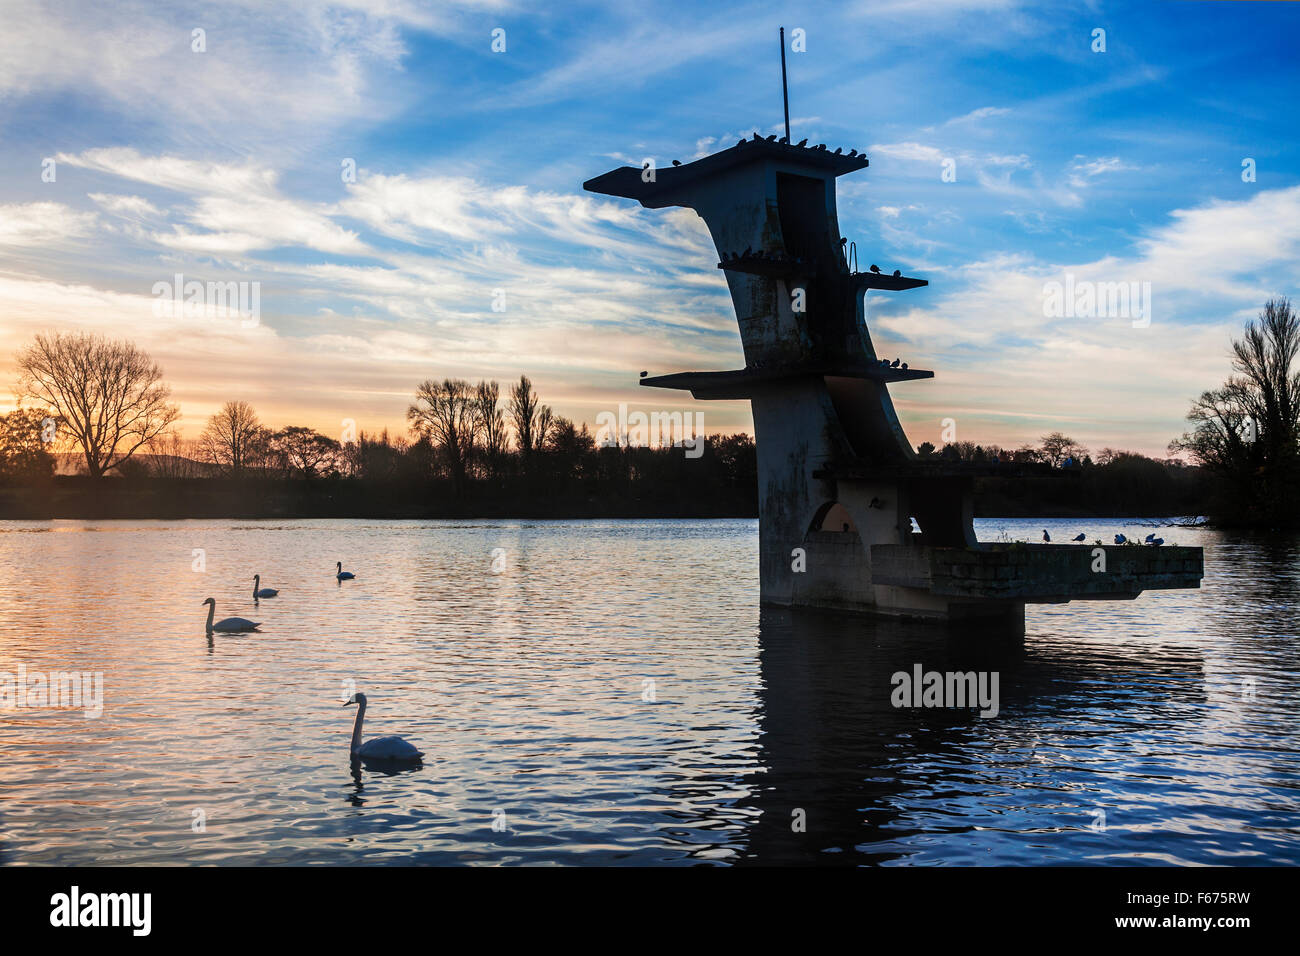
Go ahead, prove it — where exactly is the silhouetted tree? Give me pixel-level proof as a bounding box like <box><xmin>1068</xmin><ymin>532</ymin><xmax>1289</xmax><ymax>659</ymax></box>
<box><xmin>15</xmin><ymin>332</ymin><xmax>178</xmax><ymax>478</ymax></box>
<box><xmin>408</xmin><ymin>378</ymin><xmax>480</xmax><ymax>494</ymax></box>
<box><xmin>268</xmin><ymin>426</ymin><xmax>341</xmax><ymax>479</ymax></box>
<box><xmin>1173</xmin><ymin>297</ymin><xmax>1300</xmax><ymax>525</ymax></box>
<box><xmin>0</xmin><ymin>408</ymin><xmax>56</xmax><ymax>481</ymax></box>
<box><xmin>199</xmin><ymin>401</ymin><xmax>264</xmax><ymax>475</ymax></box>
<box><xmin>1039</xmin><ymin>432</ymin><xmax>1088</xmax><ymax>467</ymax></box>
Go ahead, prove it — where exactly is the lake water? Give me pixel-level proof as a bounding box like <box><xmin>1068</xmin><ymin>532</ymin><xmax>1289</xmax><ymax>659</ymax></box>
<box><xmin>0</xmin><ymin>518</ymin><xmax>1296</xmax><ymax>866</ymax></box>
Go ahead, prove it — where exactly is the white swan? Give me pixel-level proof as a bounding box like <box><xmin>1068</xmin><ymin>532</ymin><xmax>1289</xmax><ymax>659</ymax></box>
<box><xmin>343</xmin><ymin>693</ymin><xmax>422</xmax><ymax>762</ymax></box>
<box><xmin>253</xmin><ymin>574</ymin><xmax>279</xmax><ymax>599</ymax></box>
<box><xmin>202</xmin><ymin>597</ymin><xmax>261</xmax><ymax>633</ymax></box>
<box><xmin>336</xmin><ymin>561</ymin><xmax>355</xmax><ymax>580</ymax></box>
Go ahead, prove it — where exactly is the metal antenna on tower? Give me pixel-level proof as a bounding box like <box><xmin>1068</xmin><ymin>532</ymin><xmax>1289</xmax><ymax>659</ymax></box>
<box><xmin>779</xmin><ymin>27</ymin><xmax>791</xmax><ymax>144</ymax></box>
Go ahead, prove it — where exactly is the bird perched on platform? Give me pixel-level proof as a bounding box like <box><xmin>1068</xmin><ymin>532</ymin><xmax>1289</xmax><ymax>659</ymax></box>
<box><xmin>765</xmin><ymin>133</ymin><xmax>776</xmax><ymax>141</ymax></box>
<box><xmin>671</xmin><ymin>160</ymin><xmax>681</xmax><ymax>166</ymax></box>
<box><xmin>870</xmin><ymin>264</ymin><xmax>881</xmax><ymax>273</ymax></box>
<box><xmin>796</xmin><ymin>138</ymin><xmax>808</xmax><ymax>147</ymax></box>
<box><xmin>1072</xmin><ymin>533</ymin><xmax>1086</xmax><ymax>541</ymax></box>
<box><xmin>833</xmin><ymin>147</ymin><xmax>843</xmax><ymax>154</ymax></box>
<box><xmin>893</xmin><ymin>269</ymin><xmax>901</xmax><ymax>277</ymax></box>
<box><xmin>890</xmin><ymin>358</ymin><xmax>901</xmax><ymax>368</ymax></box>
<box><xmin>1145</xmin><ymin>533</ymin><xmax>1156</xmax><ymax>542</ymax></box>
<box><xmin>1149</xmin><ymin>538</ymin><xmax>1164</xmax><ymax>546</ymax></box>
<box><xmin>639</xmin><ymin>371</ymin><xmax>647</xmax><ymax>378</ymax></box>
<box><xmin>901</xmin><ymin>363</ymin><xmax>908</xmax><ymax>370</ymax></box>
<box><xmin>1042</xmin><ymin>529</ymin><xmax>1051</xmax><ymax>542</ymax></box>
<box><xmin>1114</xmin><ymin>534</ymin><xmax>1127</xmax><ymax>544</ymax></box>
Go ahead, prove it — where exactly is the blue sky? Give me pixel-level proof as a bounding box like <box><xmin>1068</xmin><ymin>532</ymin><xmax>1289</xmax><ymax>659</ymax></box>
<box><xmin>1</xmin><ymin>0</ymin><xmax>1297</xmax><ymax>456</ymax></box>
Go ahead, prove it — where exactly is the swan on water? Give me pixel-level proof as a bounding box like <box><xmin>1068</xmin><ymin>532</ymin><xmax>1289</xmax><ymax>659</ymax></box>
<box><xmin>336</xmin><ymin>562</ymin><xmax>355</xmax><ymax>580</ymax></box>
<box><xmin>202</xmin><ymin>598</ymin><xmax>261</xmax><ymax>634</ymax></box>
<box><xmin>253</xmin><ymin>574</ymin><xmax>279</xmax><ymax>599</ymax></box>
<box><xmin>343</xmin><ymin>693</ymin><xmax>423</xmax><ymax>762</ymax></box>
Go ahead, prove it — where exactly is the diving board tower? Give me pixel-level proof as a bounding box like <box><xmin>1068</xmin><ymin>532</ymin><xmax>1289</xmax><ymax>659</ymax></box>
<box><xmin>584</xmin><ymin>136</ymin><xmax>1202</xmax><ymax>629</ymax></box>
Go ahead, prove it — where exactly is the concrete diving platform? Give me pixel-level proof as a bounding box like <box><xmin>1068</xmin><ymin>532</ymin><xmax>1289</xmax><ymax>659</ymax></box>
<box><xmin>643</xmin><ymin>363</ymin><xmax>933</xmax><ymax>399</ymax></box>
<box><xmin>870</xmin><ymin>543</ymin><xmax>1204</xmax><ymax>604</ymax></box>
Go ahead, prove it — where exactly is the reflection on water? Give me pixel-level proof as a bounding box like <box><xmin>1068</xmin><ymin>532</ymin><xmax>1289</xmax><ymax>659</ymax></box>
<box><xmin>0</xmin><ymin>518</ymin><xmax>1296</xmax><ymax>865</ymax></box>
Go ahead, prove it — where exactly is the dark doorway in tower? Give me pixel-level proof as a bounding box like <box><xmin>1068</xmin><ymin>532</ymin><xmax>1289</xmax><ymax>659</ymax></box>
<box><xmin>776</xmin><ymin>173</ymin><xmax>831</xmax><ymax>262</ymax></box>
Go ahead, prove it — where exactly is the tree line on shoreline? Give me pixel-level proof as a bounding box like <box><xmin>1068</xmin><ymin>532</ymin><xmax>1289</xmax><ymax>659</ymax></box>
<box><xmin>1</xmin><ymin>297</ymin><xmax>1296</xmax><ymax>526</ymax></box>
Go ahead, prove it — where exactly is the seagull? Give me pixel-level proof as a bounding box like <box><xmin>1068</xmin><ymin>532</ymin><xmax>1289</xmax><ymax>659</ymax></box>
<box><xmin>1114</xmin><ymin>534</ymin><xmax>1127</xmax><ymax>544</ymax></box>
<box><xmin>901</xmin><ymin>362</ymin><xmax>908</xmax><ymax>370</ymax></box>
<box><xmin>893</xmin><ymin>269</ymin><xmax>901</xmax><ymax>277</ymax></box>
<box><xmin>1145</xmin><ymin>533</ymin><xmax>1156</xmax><ymax>543</ymax></box>
<box><xmin>833</xmin><ymin>147</ymin><xmax>843</xmax><ymax>154</ymax></box>
<box><xmin>890</xmin><ymin>358</ymin><xmax>901</xmax><ymax>368</ymax></box>
<box><xmin>639</xmin><ymin>371</ymin><xmax>647</xmax><ymax>378</ymax></box>
<box><xmin>870</xmin><ymin>264</ymin><xmax>882</xmax><ymax>273</ymax></box>
<box><xmin>1072</xmin><ymin>533</ymin><xmax>1086</xmax><ymax>541</ymax></box>
<box><xmin>765</xmin><ymin>134</ymin><xmax>776</xmax><ymax>141</ymax></box>
<box><xmin>671</xmin><ymin>160</ymin><xmax>681</xmax><ymax>166</ymax></box>
<box><xmin>796</xmin><ymin>138</ymin><xmax>808</xmax><ymax>147</ymax></box>
<box><xmin>1042</xmin><ymin>529</ymin><xmax>1051</xmax><ymax>543</ymax></box>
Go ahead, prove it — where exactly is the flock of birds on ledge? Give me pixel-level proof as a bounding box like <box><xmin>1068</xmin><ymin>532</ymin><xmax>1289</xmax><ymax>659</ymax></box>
<box><xmin>1042</xmin><ymin>530</ymin><xmax>1166</xmax><ymax>546</ymax></box>
<box><xmin>199</xmin><ymin>561</ymin><xmax>423</xmax><ymax>765</ymax></box>
<box><xmin>666</xmin><ymin>132</ymin><xmax>864</xmax><ymax>166</ymax></box>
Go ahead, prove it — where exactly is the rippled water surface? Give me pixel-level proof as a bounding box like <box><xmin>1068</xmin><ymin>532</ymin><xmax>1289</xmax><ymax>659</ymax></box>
<box><xmin>0</xmin><ymin>518</ymin><xmax>1296</xmax><ymax>865</ymax></box>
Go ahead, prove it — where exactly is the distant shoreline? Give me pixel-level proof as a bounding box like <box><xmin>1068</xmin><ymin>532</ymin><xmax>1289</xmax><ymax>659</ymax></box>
<box><xmin>0</xmin><ymin>476</ymin><xmax>1201</xmax><ymax>522</ymax></box>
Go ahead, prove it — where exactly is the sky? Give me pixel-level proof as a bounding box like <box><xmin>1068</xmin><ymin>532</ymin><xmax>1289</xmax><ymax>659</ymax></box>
<box><xmin>0</xmin><ymin>0</ymin><xmax>1296</xmax><ymax>458</ymax></box>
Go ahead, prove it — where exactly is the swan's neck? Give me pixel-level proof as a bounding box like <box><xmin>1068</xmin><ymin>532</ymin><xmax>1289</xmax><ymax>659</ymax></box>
<box><xmin>349</xmin><ymin>699</ymin><xmax>366</xmax><ymax>753</ymax></box>
<box><xmin>205</xmin><ymin>603</ymin><xmax>214</xmax><ymax>632</ymax></box>
<box><xmin>253</xmin><ymin>576</ymin><xmax>259</xmax><ymax>596</ymax></box>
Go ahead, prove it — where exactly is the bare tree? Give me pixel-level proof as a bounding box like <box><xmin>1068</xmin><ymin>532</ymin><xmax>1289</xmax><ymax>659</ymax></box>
<box><xmin>198</xmin><ymin>401</ymin><xmax>264</xmax><ymax>475</ymax></box>
<box><xmin>408</xmin><ymin>378</ymin><xmax>480</xmax><ymax>493</ymax></box>
<box><xmin>475</xmin><ymin>380</ymin><xmax>508</xmax><ymax>479</ymax></box>
<box><xmin>1039</xmin><ymin>432</ymin><xmax>1088</xmax><ymax>467</ymax></box>
<box><xmin>508</xmin><ymin>375</ymin><xmax>553</xmax><ymax>465</ymax></box>
<box><xmin>1173</xmin><ymin>298</ymin><xmax>1300</xmax><ymax>523</ymax></box>
<box><xmin>146</xmin><ymin>428</ymin><xmax>202</xmax><ymax>478</ymax></box>
<box><xmin>15</xmin><ymin>332</ymin><xmax>179</xmax><ymax>478</ymax></box>
<box><xmin>268</xmin><ymin>426</ymin><xmax>341</xmax><ymax>479</ymax></box>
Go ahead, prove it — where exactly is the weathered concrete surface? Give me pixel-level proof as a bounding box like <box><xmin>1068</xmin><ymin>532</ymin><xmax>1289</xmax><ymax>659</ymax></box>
<box><xmin>871</xmin><ymin>543</ymin><xmax>1203</xmax><ymax>601</ymax></box>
